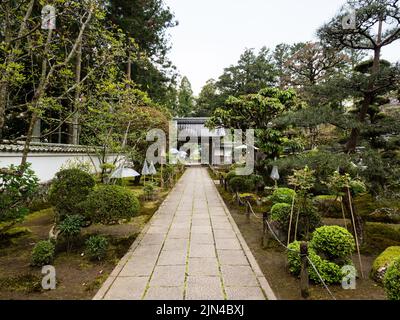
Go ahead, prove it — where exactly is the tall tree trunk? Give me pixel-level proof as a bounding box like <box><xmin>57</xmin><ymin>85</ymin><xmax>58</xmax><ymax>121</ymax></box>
<box><xmin>0</xmin><ymin>0</ymin><xmax>35</xmax><ymax>140</ymax></box>
<box><xmin>345</xmin><ymin>21</ymin><xmax>382</xmax><ymax>153</ymax></box>
<box><xmin>126</xmin><ymin>46</ymin><xmax>132</xmax><ymax>89</ymax></box>
<box><xmin>0</xmin><ymin>81</ymin><xmax>7</xmax><ymax>139</ymax></box>
<box><xmin>70</xmin><ymin>41</ymin><xmax>82</xmax><ymax>145</ymax></box>
<box><xmin>20</xmin><ymin>8</ymin><xmax>93</xmax><ymax>167</ymax></box>
<box><xmin>345</xmin><ymin>93</ymin><xmax>374</xmax><ymax>152</ymax></box>
<box><xmin>32</xmin><ymin>119</ymin><xmax>41</xmax><ymax>142</ymax></box>
<box><xmin>21</xmin><ymin>28</ymin><xmax>54</xmax><ymax>167</ymax></box>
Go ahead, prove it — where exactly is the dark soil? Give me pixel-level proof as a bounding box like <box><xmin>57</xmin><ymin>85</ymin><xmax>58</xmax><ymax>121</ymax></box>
<box><xmin>0</xmin><ymin>188</ymin><xmax>170</xmax><ymax>300</ymax></box>
<box><xmin>217</xmin><ymin>185</ymin><xmax>386</xmax><ymax>300</ymax></box>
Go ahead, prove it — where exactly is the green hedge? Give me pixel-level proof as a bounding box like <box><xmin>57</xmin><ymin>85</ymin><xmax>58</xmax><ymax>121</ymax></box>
<box><xmin>364</xmin><ymin>223</ymin><xmax>400</xmax><ymax>253</ymax></box>
<box><xmin>226</xmin><ymin>170</ymin><xmax>237</xmax><ymax>183</ymax></box>
<box><xmin>83</xmin><ymin>185</ymin><xmax>140</xmax><ymax>225</ymax></box>
<box><xmin>366</xmin><ymin>223</ymin><xmax>400</xmax><ymax>242</ymax></box>
<box><xmin>49</xmin><ymin>169</ymin><xmax>95</xmax><ymax>219</ymax></box>
<box><xmin>287</xmin><ymin>241</ymin><xmax>343</xmax><ymax>285</ymax></box>
<box><xmin>311</xmin><ymin>226</ymin><xmax>355</xmax><ymax>260</ymax></box>
<box><xmin>229</xmin><ymin>176</ymin><xmax>255</xmax><ymax>193</ymax></box>
<box><xmin>384</xmin><ymin>257</ymin><xmax>400</xmax><ymax>300</ymax></box>
<box><xmin>270</xmin><ymin>203</ymin><xmax>291</xmax><ymax>226</ymax></box>
<box><xmin>31</xmin><ymin>240</ymin><xmax>55</xmax><ymax>267</ymax></box>
<box><xmin>269</xmin><ymin>188</ymin><xmax>296</xmax><ymax>205</ymax></box>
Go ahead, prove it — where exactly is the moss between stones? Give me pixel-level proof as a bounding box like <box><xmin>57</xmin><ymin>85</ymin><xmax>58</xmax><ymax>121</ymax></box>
<box><xmin>371</xmin><ymin>246</ymin><xmax>400</xmax><ymax>283</ymax></box>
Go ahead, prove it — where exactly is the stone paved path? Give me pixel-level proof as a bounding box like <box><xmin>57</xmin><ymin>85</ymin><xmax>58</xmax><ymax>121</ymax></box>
<box><xmin>94</xmin><ymin>167</ymin><xmax>276</xmax><ymax>300</ymax></box>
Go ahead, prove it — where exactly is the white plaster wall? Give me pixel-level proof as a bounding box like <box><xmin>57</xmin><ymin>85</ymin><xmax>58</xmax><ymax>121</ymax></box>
<box><xmin>0</xmin><ymin>153</ymin><xmax>120</xmax><ymax>182</ymax></box>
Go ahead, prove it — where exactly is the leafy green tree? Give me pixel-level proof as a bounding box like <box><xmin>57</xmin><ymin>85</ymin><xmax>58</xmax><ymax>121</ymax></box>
<box><xmin>194</xmin><ymin>79</ymin><xmax>221</xmax><ymax>117</ymax></box>
<box><xmin>176</xmin><ymin>76</ymin><xmax>194</xmax><ymax>117</ymax></box>
<box><xmin>197</xmin><ymin>47</ymin><xmax>278</xmax><ymax>118</ymax></box>
<box><xmin>1</xmin><ymin>0</ymin><xmax>177</xmax><ymax>152</ymax></box>
<box><xmin>81</xmin><ymin>83</ymin><xmax>170</xmax><ymax>175</ymax></box>
<box><xmin>285</xmin><ymin>42</ymin><xmax>349</xmax><ymax>89</ymax></box>
<box><xmin>318</xmin><ymin>0</ymin><xmax>400</xmax><ymax>152</ymax></box>
<box><xmin>0</xmin><ymin>1</ymin><xmax>130</xmax><ymax>167</ymax></box>
<box><xmin>216</xmin><ymin>47</ymin><xmax>277</xmax><ymax>100</ymax></box>
<box><xmin>0</xmin><ymin>163</ymin><xmax>39</xmax><ymax>235</ymax></box>
<box><xmin>0</xmin><ymin>0</ymin><xmax>35</xmax><ymax>139</ymax></box>
<box><xmin>108</xmin><ymin>0</ymin><xmax>177</xmax><ymax>58</ymax></box>
<box><xmin>208</xmin><ymin>87</ymin><xmax>300</xmax><ymax>158</ymax></box>
<box><xmin>273</xmin><ymin>43</ymin><xmax>293</xmax><ymax>89</ymax></box>
<box><xmin>107</xmin><ymin>0</ymin><xmax>179</xmax><ymax>106</ymax></box>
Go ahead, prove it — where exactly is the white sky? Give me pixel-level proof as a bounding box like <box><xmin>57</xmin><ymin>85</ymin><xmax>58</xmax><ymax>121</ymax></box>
<box><xmin>164</xmin><ymin>0</ymin><xmax>400</xmax><ymax>95</ymax></box>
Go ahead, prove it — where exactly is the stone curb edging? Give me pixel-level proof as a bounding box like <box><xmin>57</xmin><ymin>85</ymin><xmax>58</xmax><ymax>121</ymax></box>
<box><xmin>94</xmin><ymin>170</ymin><xmax>277</xmax><ymax>301</ymax></box>
<box><xmin>93</xmin><ymin>190</ymin><xmax>177</xmax><ymax>300</ymax></box>
<box><xmin>213</xmin><ymin>184</ymin><xmax>278</xmax><ymax>301</ymax></box>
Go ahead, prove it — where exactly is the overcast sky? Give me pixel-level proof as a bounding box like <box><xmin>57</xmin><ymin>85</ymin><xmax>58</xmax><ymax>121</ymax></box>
<box><xmin>164</xmin><ymin>0</ymin><xmax>400</xmax><ymax>95</ymax></box>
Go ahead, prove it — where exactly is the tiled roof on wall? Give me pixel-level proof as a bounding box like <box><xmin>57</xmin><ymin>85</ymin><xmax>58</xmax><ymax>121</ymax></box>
<box><xmin>0</xmin><ymin>141</ymin><xmax>99</xmax><ymax>154</ymax></box>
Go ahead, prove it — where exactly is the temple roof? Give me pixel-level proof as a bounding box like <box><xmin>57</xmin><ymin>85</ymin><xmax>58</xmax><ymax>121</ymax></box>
<box><xmin>173</xmin><ymin>118</ymin><xmax>226</xmax><ymax>138</ymax></box>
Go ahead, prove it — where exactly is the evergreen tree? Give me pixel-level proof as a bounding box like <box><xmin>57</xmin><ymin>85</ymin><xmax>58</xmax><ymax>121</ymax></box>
<box><xmin>318</xmin><ymin>0</ymin><xmax>400</xmax><ymax>152</ymax></box>
<box><xmin>176</xmin><ymin>76</ymin><xmax>194</xmax><ymax>117</ymax></box>
<box><xmin>194</xmin><ymin>79</ymin><xmax>221</xmax><ymax>117</ymax></box>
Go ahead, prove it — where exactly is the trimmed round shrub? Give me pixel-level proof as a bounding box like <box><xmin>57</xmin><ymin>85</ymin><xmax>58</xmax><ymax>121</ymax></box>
<box><xmin>311</xmin><ymin>226</ymin><xmax>355</xmax><ymax>260</ymax></box>
<box><xmin>287</xmin><ymin>241</ymin><xmax>303</xmax><ymax>275</ymax></box>
<box><xmin>226</xmin><ymin>170</ymin><xmax>237</xmax><ymax>183</ymax></box>
<box><xmin>270</xmin><ymin>199</ymin><xmax>321</xmax><ymax>237</ymax></box>
<box><xmin>229</xmin><ymin>176</ymin><xmax>255</xmax><ymax>193</ymax></box>
<box><xmin>384</xmin><ymin>257</ymin><xmax>400</xmax><ymax>300</ymax></box>
<box><xmin>250</xmin><ymin>174</ymin><xmax>265</xmax><ymax>190</ymax></box>
<box><xmin>270</xmin><ymin>203</ymin><xmax>291</xmax><ymax>225</ymax></box>
<box><xmin>270</xmin><ymin>188</ymin><xmax>296</xmax><ymax>205</ymax></box>
<box><xmin>371</xmin><ymin>246</ymin><xmax>400</xmax><ymax>283</ymax></box>
<box><xmin>287</xmin><ymin>241</ymin><xmax>343</xmax><ymax>285</ymax></box>
<box><xmin>49</xmin><ymin>169</ymin><xmax>95</xmax><ymax>219</ymax></box>
<box><xmin>85</xmin><ymin>235</ymin><xmax>109</xmax><ymax>261</ymax></box>
<box><xmin>309</xmin><ymin>253</ymin><xmax>344</xmax><ymax>285</ymax></box>
<box><xmin>83</xmin><ymin>185</ymin><xmax>140</xmax><ymax>225</ymax></box>
<box><xmin>31</xmin><ymin>240</ymin><xmax>55</xmax><ymax>266</ymax></box>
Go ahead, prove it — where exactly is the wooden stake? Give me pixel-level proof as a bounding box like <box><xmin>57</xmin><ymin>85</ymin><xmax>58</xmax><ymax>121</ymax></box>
<box><xmin>294</xmin><ymin>206</ymin><xmax>300</xmax><ymax>242</ymax></box>
<box><xmin>340</xmin><ymin>196</ymin><xmax>348</xmax><ymax>230</ymax></box>
<box><xmin>347</xmin><ymin>187</ymin><xmax>364</xmax><ymax>279</ymax></box>
<box><xmin>287</xmin><ymin>194</ymin><xmax>296</xmax><ymax>246</ymax></box>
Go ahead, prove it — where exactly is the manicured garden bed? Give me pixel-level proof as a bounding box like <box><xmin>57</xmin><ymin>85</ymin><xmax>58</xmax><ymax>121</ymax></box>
<box><xmin>215</xmin><ymin>183</ymin><xmax>386</xmax><ymax>300</ymax></box>
<box><xmin>0</xmin><ymin>166</ymin><xmax>185</xmax><ymax>300</ymax></box>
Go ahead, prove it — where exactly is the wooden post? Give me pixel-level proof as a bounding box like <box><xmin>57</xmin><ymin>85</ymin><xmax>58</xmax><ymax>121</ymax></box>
<box><xmin>347</xmin><ymin>187</ymin><xmax>365</xmax><ymax>279</ymax></box>
<box><xmin>287</xmin><ymin>194</ymin><xmax>296</xmax><ymax>246</ymax></box>
<box><xmin>300</xmin><ymin>242</ymin><xmax>310</xmax><ymax>299</ymax></box>
<box><xmin>246</xmin><ymin>202</ymin><xmax>250</xmax><ymax>221</ymax></box>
